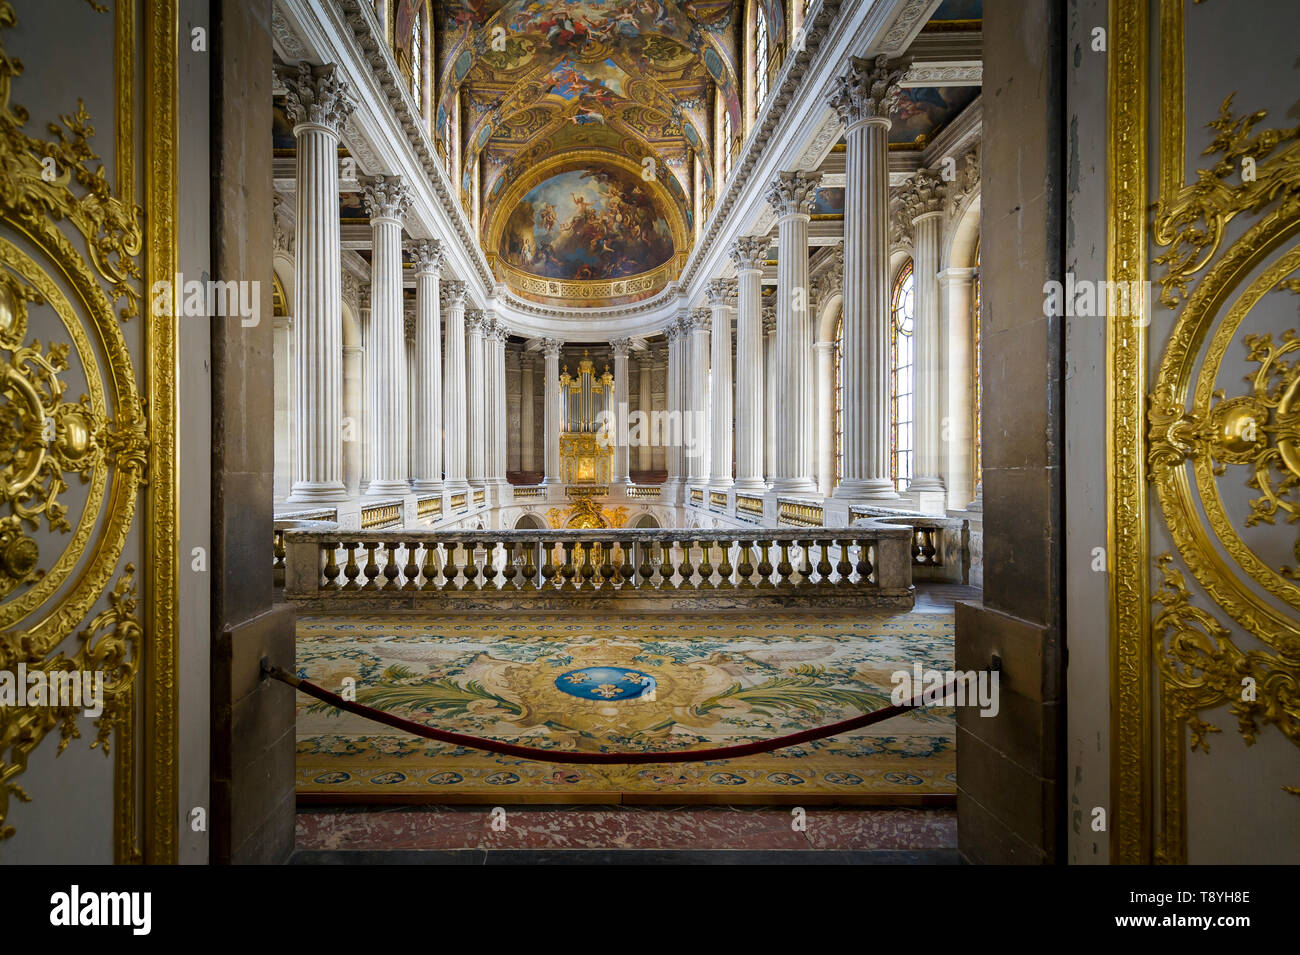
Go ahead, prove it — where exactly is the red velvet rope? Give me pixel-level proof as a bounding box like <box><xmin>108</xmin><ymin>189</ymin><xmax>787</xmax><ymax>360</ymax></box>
<box><xmin>268</xmin><ymin>665</ymin><xmax>956</xmax><ymax>765</ymax></box>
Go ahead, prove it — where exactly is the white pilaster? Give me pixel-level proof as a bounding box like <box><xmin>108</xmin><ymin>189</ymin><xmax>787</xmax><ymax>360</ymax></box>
<box><xmin>731</xmin><ymin>237</ymin><xmax>768</xmax><ymax>491</ymax></box>
<box><xmin>540</xmin><ymin>338</ymin><xmax>564</xmax><ymax>485</ymax></box>
<box><xmin>706</xmin><ymin>279</ymin><xmax>736</xmax><ymax>490</ymax></box>
<box><xmin>465</xmin><ymin>309</ymin><xmax>487</xmax><ymax>487</ymax></box>
<box><xmin>610</xmin><ymin>339</ymin><xmax>632</xmax><ymax>485</ymax></box>
<box><xmin>684</xmin><ymin>308</ymin><xmax>711</xmax><ymax>487</ymax></box>
<box><xmin>520</xmin><ymin>356</ymin><xmax>535</xmax><ymax>474</ymax></box>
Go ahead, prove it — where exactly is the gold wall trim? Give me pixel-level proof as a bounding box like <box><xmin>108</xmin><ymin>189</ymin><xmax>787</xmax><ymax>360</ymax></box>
<box><xmin>1106</xmin><ymin>0</ymin><xmax>1152</xmax><ymax>865</ymax></box>
<box><xmin>143</xmin><ymin>0</ymin><xmax>179</xmax><ymax>865</ymax></box>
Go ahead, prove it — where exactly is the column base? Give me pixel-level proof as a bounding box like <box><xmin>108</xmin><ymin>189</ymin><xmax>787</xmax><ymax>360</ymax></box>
<box><xmin>364</xmin><ymin>480</ymin><xmax>411</xmax><ymax>498</ymax></box>
<box><xmin>908</xmin><ymin>475</ymin><xmax>945</xmax><ymax>492</ymax></box>
<box><xmin>832</xmin><ymin>478</ymin><xmax>900</xmax><ymax>501</ymax></box>
<box><xmin>285</xmin><ymin>481</ymin><xmax>349</xmax><ymax>505</ymax></box>
<box><xmin>733</xmin><ymin>477</ymin><xmax>767</xmax><ymax>492</ymax></box>
<box><xmin>769</xmin><ymin>477</ymin><xmax>818</xmax><ymax>495</ymax></box>
<box><xmin>444</xmin><ymin>478</ymin><xmax>470</xmax><ymax>492</ymax></box>
<box><xmin>410</xmin><ymin>480</ymin><xmax>444</xmax><ymax>494</ymax></box>
<box><xmin>707</xmin><ymin>477</ymin><xmax>735</xmax><ymax>491</ymax></box>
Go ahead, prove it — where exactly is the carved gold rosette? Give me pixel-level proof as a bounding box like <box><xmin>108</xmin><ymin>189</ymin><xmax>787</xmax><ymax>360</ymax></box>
<box><xmin>0</xmin><ymin>0</ymin><xmax>174</xmax><ymax>860</ymax></box>
<box><xmin>1111</xmin><ymin>0</ymin><xmax>1300</xmax><ymax>864</ymax></box>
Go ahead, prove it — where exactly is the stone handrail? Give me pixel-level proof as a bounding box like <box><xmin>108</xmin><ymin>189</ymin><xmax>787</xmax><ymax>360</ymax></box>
<box><xmin>281</xmin><ymin>523</ymin><xmax>913</xmax><ymax>611</ymax></box>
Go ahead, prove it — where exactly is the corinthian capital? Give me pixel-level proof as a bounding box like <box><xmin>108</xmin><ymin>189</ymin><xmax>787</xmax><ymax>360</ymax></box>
<box><xmin>705</xmin><ymin>277</ymin><xmax>737</xmax><ymax>307</ymax></box>
<box><xmin>538</xmin><ymin>337</ymin><xmax>565</xmax><ymax>356</ymax></box>
<box><xmin>761</xmin><ymin>303</ymin><xmax>777</xmax><ymax>335</ymax></box>
<box><xmin>362</xmin><ymin>175</ymin><xmax>413</xmax><ymax>222</ymax></box>
<box><xmin>898</xmin><ymin>168</ymin><xmax>947</xmax><ymax>222</ymax></box>
<box><xmin>465</xmin><ymin>308</ymin><xmax>486</xmax><ymax>332</ymax></box>
<box><xmin>609</xmin><ymin>338</ymin><xmax>634</xmax><ymax>356</ymax></box>
<box><xmin>279</xmin><ymin>61</ymin><xmax>357</xmax><ymax>135</ymax></box>
<box><xmin>440</xmin><ymin>279</ymin><xmax>468</xmax><ymax>309</ymax></box>
<box><xmin>685</xmin><ymin>307</ymin><xmax>712</xmax><ymax>331</ymax></box>
<box><xmin>411</xmin><ymin>239</ymin><xmax>445</xmax><ymax>274</ymax></box>
<box><xmin>765</xmin><ymin>171</ymin><xmax>822</xmax><ymax>218</ymax></box>
<box><xmin>730</xmin><ymin>235</ymin><xmax>769</xmax><ymax>273</ymax></box>
<box><xmin>663</xmin><ymin>319</ymin><xmax>686</xmax><ymax>343</ymax></box>
<box><xmin>830</xmin><ymin>54</ymin><xmax>906</xmax><ymax>129</ymax></box>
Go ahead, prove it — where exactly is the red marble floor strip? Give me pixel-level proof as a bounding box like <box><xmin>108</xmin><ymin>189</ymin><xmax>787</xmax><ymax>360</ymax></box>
<box><xmin>295</xmin><ymin>806</ymin><xmax>957</xmax><ymax>852</ymax></box>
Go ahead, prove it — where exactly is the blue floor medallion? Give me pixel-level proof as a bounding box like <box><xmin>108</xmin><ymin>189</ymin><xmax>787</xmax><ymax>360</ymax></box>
<box><xmin>556</xmin><ymin>665</ymin><xmax>655</xmax><ymax>701</ymax></box>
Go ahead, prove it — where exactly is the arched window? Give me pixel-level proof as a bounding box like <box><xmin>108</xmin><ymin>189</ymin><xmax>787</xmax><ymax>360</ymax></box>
<box><xmin>410</xmin><ymin>5</ymin><xmax>422</xmax><ymax>103</ymax></box>
<box><xmin>755</xmin><ymin>2</ymin><xmax>770</xmax><ymax>109</ymax></box>
<box><xmin>971</xmin><ymin>242</ymin><xmax>982</xmax><ymax>494</ymax></box>
<box><xmin>890</xmin><ymin>261</ymin><xmax>915</xmax><ymax>491</ymax></box>
<box><xmin>832</xmin><ymin>310</ymin><xmax>844</xmax><ymax>489</ymax></box>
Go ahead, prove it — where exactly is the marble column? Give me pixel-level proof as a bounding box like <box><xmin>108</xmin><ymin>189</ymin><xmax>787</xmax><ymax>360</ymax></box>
<box><xmin>765</xmin><ymin>170</ymin><xmax>820</xmax><ymax>494</ymax></box>
<box><xmin>637</xmin><ymin>356</ymin><xmax>652</xmax><ymax>474</ymax></box>
<box><xmin>662</xmin><ymin>318</ymin><xmax>686</xmax><ymax>500</ymax></box>
<box><xmin>831</xmin><ymin>54</ymin><xmax>904</xmax><ymax>500</ymax></box>
<box><xmin>361</xmin><ymin>175</ymin><xmax>414</xmax><ymax>497</ymax></box>
<box><xmin>441</xmin><ymin>280</ymin><xmax>469</xmax><ymax>491</ymax></box>
<box><xmin>763</xmin><ymin>305</ymin><xmax>776</xmax><ymax>483</ymax></box>
<box><xmin>939</xmin><ymin>265</ymin><xmax>977</xmax><ymax>509</ymax></box>
<box><xmin>540</xmin><ymin>338</ymin><xmax>564</xmax><ymax>485</ymax></box>
<box><xmin>486</xmin><ymin>316</ymin><xmax>509</xmax><ymax>488</ymax></box>
<box><xmin>706</xmin><ymin>279</ymin><xmax>736</xmax><ymax>489</ymax></box>
<box><xmin>684</xmin><ymin>307</ymin><xmax>711</xmax><ymax>486</ymax></box>
<box><xmin>609</xmin><ymin>339</ymin><xmax>633</xmax><ymax>484</ymax></box>
<box><xmin>902</xmin><ymin>168</ymin><xmax>947</xmax><ymax>492</ymax></box>
<box><xmin>520</xmin><ymin>356</ymin><xmax>535</xmax><ymax>474</ymax></box>
<box><xmin>357</xmin><ymin>287</ymin><xmax>370</xmax><ymax>494</ymax></box>
<box><xmin>465</xmin><ymin>309</ymin><xmax>487</xmax><ymax>487</ymax></box>
<box><xmin>273</xmin><ymin>314</ymin><xmax>294</xmax><ymax>501</ymax></box>
<box><xmin>281</xmin><ymin>62</ymin><xmax>356</xmax><ymax>504</ymax></box>
<box><xmin>410</xmin><ymin>240</ymin><xmax>444</xmax><ymax>492</ymax></box>
<box><xmin>731</xmin><ymin>237</ymin><xmax>767</xmax><ymax>491</ymax></box>
<box><xmin>405</xmin><ymin>309</ymin><xmax>416</xmax><ymax>482</ymax></box>
<box><xmin>814</xmin><ymin>341</ymin><xmax>835</xmax><ymax>495</ymax></box>
<box><xmin>342</xmin><ymin>344</ymin><xmax>362</xmax><ymax>496</ymax></box>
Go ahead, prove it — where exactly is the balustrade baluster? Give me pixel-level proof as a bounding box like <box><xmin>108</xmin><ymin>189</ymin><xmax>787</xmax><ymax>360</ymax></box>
<box><xmin>717</xmin><ymin>541</ymin><xmax>734</xmax><ymax>590</ymax></box>
<box><xmin>756</xmin><ymin>539</ymin><xmax>774</xmax><ymax>588</ymax></box>
<box><xmin>855</xmin><ymin>539</ymin><xmax>874</xmax><ymax>582</ymax></box>
<box><xmin>402</xmin><ymin>543</ymin><xmax>420</xmax><ymax>591</ymax></box>
<box><xmin>559</xmin><ymin>542</ymin><xmax>577</xmax><ymax>590</ymax></box>
<box><xmin>523</xmin><ymin>540</ymin><xmax>539</xmax><ymax>590</ymax></box>
<box><xmin>579</xmin><ymin>540</ymin><xmax>596</xmax><ymax>589</ymax></box>
<box><xmin>483</xmin><ymin>541</ymin><xmax>500</xmax><ymax>590</ymax></box>
<box><xmin>442</xmin><ymin>542</ymin><xmax>459</xmax><ymax>589</ymax></box>
<box><xmin>776</xmin><ymin>543</ymin><xmax>794</xmax><ymax>587</ymax></box>
<box><xmin>697</xmin><ymin>541</ymin><xmax>715</xmax><ymax>589</ymax></box>
<box><xmin>678</xmin><ymin>539</ymin><xmax>695</xmax><ymax>589</ymax></box>
<box><xmin>381</xmin><ymin>543</ymin><xmax>401</xmax><ymax>590</ymax></box>
<box><xmin>737</xmin><ymin>540</ymin><xmax>755</xmax><ymax>588</ymax></box>
<box><xmin>341</xmin><ymin>543</ymin><xmax>361</xmax><ymax>590</ymax></box>
<box><xmin>619</xmin><ymin>544</ymin><xmax>635</xmax><ymax>588</ymax></box>
<box><xmin>463</xmin><ymin>540</ymin><xmax>480</xmax><ymax>591</ymax></box>
<box><xmin>815</xmin><ymin>539</ymin><xmax>833</xmax><ymax>586</ymax></box>
<box><xmin>540</xmin><ymin>540</ymin><xmax>557</xmax><ymax>589</ymax></box>
<box><xmin>502</xmin><ymin>542</ymin><xmax>517</xmax><ymax>590</ymax></box>
<box><xmin>421</xmin><ymin>543</ymin><xmax>439</xmax><ymax>591</ymax></box>
<box><xmin>322</xmin><ymin>542</ymin><xmax>341</xmax><ymax>590</ymax></box>
<box><xmin>836</xmin><ymin>540</ymin><xmax>854</xmax><ymax>585</ymax></box>
<box><xmin>361</xmin><ymin>543</ymin><xmax>381</xmax><ymax>590</ymax></box>
<box><xmin>638</xmin><ymin>543</ymin><xmax>655</xmax><ymax>589</ymax></box>
<box><xmin>599</xmin><ymin>543</ymin><xmax>617</xmax><ymax>587</ymax></box>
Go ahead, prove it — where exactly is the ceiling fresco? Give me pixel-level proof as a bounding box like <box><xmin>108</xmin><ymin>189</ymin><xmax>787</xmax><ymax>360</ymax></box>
<box><xmin>436</xmin><ymin>0</ymin><xmax>741</xmax><ymax>303</ymax></box>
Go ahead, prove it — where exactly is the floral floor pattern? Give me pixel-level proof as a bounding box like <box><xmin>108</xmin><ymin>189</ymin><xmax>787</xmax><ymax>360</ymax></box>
<box><xmin>295</xmin><ymin>612</ymin><xmax>956</xmax><ymax>803</ymax></box>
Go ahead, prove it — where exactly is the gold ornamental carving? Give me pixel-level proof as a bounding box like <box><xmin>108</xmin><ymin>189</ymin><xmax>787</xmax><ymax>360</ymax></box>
<box><xmin>0</xmin><ymin>2</ymin><xmax>153</xmax><ymax>849</ymax></box>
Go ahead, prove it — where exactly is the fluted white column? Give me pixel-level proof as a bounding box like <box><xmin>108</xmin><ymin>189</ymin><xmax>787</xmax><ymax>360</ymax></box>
<box><xmin>610</xmin><ymin>339</ymin><xmax>632</xmax><ymax>484</ymax></box>
<box><xmin>520</xmin><ymin>357</ymin><xmax>535</xmax><ymax>474</ymax></box>
<box><xmin>410</xmin><ymin>241</ymin><xmax>444</xmax><ymax>492</ymax></box>
<box><xmin>763</xmin><ymin>306</ymin><xmax>776</xmax><ymax>483</ymax></box>
<box><xmin>766</xmin><ymin>170</ymin><xmax>820</xmax><ymax>494</ymax></box>
<box><xmin>662</xmin><ymin>320</ymin><xmax>686</xmax><ymax>500</ymax></box>
<box><xmin>342</xmin><ymin>343</ymin><xmax>363</xmax><ymax>496</ymax></box>
<box><xmin>940</xmin><ymin>266</ymin><xmax>977</xmax><ymax>509</ymax></box>
<box><xmin>637</xmin><ymin>356</ymin><xmax>652</xmax><ymax>475</ymax></box>
<box><xmin>357</xmin><ymin>288</ymin><xmax>371</xmax><ymax>494</ymax></box>
<box><xmin>486</xmin><ymin>316</ymin><xmax>508</xmax><ymax>488</ymax></box>
<box><xmin>684</xmin><ymin>308</ymin><xmax>711</xmax><ymax>486</ymax></box>
<box><xmin>281</xmin><ymin>62</ymin><xmax>355</xmax><ymax>504</ymax></box>
<box><xmin>466</xmin><ymin>309</ymin><xmax>487</xmax><ymax>487</ymax></box>
<box><xmin>832</xmin><ymin>55</ymin><xmax>903</xmax><ymax>500</ymax></box>
<box><xmin>540</xmin><ymin>338</ymin><xmax>563</xmax><ymax>484</ymax></box>
<box><xmin>441</xmin><ymin>280</ymin><xmax>469</xmax><ymax>491</ymax></box>
<box><xmin>705</xmin><ymin>279</ymin><xmax>736</xmax><ymax>489</ymax></box>
<box><xmin>361</xmin><ymin>175</ymin><xmax>413</xmax><ymax>497</ymax></box>
<box><xmin>903</xmin><ymin>169</ymin><xmax>946</xmax><ymax>492</ymax></box>
<box><xmin>814</xmin><ymin>341</ymin><xmax>836</xmax><ymax>494</ymax></box>
<box><xmin>732</xmin><ymin>237</ymin><xmax>767</xmax><ymax>490</ymax></box>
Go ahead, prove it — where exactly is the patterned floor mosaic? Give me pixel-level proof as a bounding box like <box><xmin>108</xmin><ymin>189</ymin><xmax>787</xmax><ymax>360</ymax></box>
<box><xmin>295</xmin><ymin>612</ymin><xmax>956</xmax><ymax>803</ymax></box>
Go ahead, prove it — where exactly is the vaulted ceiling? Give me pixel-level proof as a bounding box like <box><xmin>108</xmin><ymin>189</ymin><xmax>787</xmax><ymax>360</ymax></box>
<box><xmin>435</xmin><ymin>0</ymin><xmax>742</xmax><ymax>295</ymax></box>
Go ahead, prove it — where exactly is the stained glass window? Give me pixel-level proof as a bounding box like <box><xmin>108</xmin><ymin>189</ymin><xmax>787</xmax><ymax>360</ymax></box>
<box><xmin>890</xmin><ymin>261</ymin><xmax>914</xmax><ymax>491</ymax></box>
<box><xmin>756</xmin><ymin>3</ymin><xmax>770</xmax><ymax>109</ymax></box>
<box><xmin>833</xmin><ymin>310</ymin><xmax>843</xmax><ymax>489</ymax></box>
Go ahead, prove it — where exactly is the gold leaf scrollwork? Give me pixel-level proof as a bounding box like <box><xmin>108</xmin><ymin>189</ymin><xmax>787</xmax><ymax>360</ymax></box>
<box><xmin>0</xmin><ymin>565</ymin><xmax>140</xmax><ymax>840</ymax></box>
<box><xmin>1153</xmin><ymin>554</ymin><xmax>1300</xmax><ymax>771</ymax></box>
<box><xmin>0</xmin><ymin>3</ymin><xmax>142</xmax><ymax>321</ymax></box>
<box><xmin>1152</xmin><ymin>93</ymin><xmax>1300</xmax><ymax>307</ymax></box>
